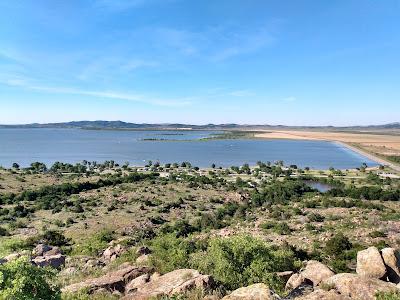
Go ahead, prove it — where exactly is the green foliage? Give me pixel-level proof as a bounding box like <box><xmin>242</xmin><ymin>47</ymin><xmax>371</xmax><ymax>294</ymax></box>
<box><xmin>325</xmin><ymin>233</ymin><xmax>352</xmax><ymax>256</ymax></box>
<box><xmin>376</xmin><ymin>291</ymin><xmax>400</xmax><ymax>300</ymax></box>
<box><xmin>149</xmin><ymin>233</ymin><xmax>197</xmax><ymax>274</ymax></box>
<box><xmin>191</xmin><ymin>235</ymin><xmax>299</xmax><ymax>292</ymax></box>
<box><xmin>0</xmin><ymin>257</ymin><xmax>61</xmax><ymax>300</ymax></box>
<box><xmin>71</xmin><ymin>229</ymin><xmax>115</xmax><ymax>256</ymax></box>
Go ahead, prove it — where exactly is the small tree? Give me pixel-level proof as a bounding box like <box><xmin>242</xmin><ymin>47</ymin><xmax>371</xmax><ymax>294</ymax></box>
<box><xmin>0</xmin><ymin>257</ymin><xmax>61</xmax><ymax>299</ymax></box>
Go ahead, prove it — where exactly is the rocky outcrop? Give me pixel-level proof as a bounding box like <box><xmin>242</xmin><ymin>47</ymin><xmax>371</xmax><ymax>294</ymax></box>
<box><xmin>381</xmin><ymin>247</ymin><xmax>400</xmax><ymax>284</ymax></box>
<box><xmin>221</xmin><ymin>283</ymin><xmax>274</xmax><ymax>300</ymax></box>
<box><xmin>33</xmin><ymin>254</ymin><xmax>65</xmax><ymax>268</ymax></box>
<box><xmin>121</xmin><ymin>269</ymin><xmax>214</xmax><ymax>299</ymax></box>
<box><xmin>102</xmin><ymin>244</ymin><xmax>126</xmax><ymax>261</ymax></box>
<box><xmin>125</xmin><ymin>274</ymin><xmax>150</xmax><ymax>294</ymax></box>
<box><xmin>356</xmin><ymin>246</ymin><xmax>386</xmax><ymax>279</ymax></box>
<box><xmin>31</xmin><ymin>244</ymin><xmax>65</xmax><ymax>268</ymax></box>
<box><xmin>62</xmin><ymin>265</ymin><xmax>153</xmax><ymax>294</ymax></box>
<box><xmin>322</xmin><ymin>273</ymin><xmax>398</xmax><ymax>300</ymax></box>
<box><xmin>286</xmin><ymin>261</ymin><xmax>334</xmax><ymax>290</ymax></box>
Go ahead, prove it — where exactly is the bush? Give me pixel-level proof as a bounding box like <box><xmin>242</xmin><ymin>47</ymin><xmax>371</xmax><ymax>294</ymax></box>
<box><xmin>191</xmin><ymin>235</ymin><xmax>300</xmax><ymax>292</ymax></box>
<box><xmin>0</xmin><ymin>226</ymin><xmax>9</xmax><ymax>236</ymax></box>
<box><xmin>149</xmin><ymin>233</ymin><xmax>197</xmax><ymax>274</ymax></box>
<box><xmin>325</xmin><ymin>233</ymin><xmax>352</xmax><ymax>257</ymax></box>
<box><xmin>376</xmin><ymin>291</ymin><xmax>400</xmax><ymax>300</ymax></box>
<box><xmin>308</xmin><ymin>212</ymin><xmax>325</xmax><ymax>222</ymax></box>
<box><xmin>0</xmin><ymin>257</ymin><xmax>61</xmax><ymax>299</ymax></box>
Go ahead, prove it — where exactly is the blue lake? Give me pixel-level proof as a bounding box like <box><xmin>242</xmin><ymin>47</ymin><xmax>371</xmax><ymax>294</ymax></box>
<box><xmin>0</xmin><ymin>128</ymin><xmax>378</xmax><ymax>169</ymax></box>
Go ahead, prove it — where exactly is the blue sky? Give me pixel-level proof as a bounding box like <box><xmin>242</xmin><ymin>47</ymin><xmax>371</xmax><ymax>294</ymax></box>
<box><xmin>0</xmin><ymin>0</ymin><xmax>399</xmax><ymax>125</ymax></box>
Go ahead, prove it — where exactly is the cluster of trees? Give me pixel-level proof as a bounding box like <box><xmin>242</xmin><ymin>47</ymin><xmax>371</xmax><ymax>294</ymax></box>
<box><xmin>328</xmin><ymin>185</ymin><xmax>400</xmax><ymax>201</ymax></box>
<box><xmin>250</xmin><ymin>180</ymin><xmax>316</xmax><ymax>207</ymax></box>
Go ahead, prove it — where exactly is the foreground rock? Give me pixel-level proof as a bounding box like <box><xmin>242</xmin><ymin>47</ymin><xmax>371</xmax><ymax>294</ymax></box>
<box><xmin>381</xmin><ymin>247</ymin><xmax>400</xmax><ymax>284</ymax></box>
<box><xmin>322</xmin><ymin>273</ymin><xmax>398</xmax><ymax>300</ymax></box>
<box><xmin>296</xmin><ymin>289</ymin><xmax>351</xmax><ymax>300</ymax></box>
<box><xmin>62</xmin><ymin>265</ymin><xmax>153</xmax><ymax>294</ymax></box>
<box><xmin>356</xmin><ymin>247</ymin><xmax>386</xmax><ymax>279</ymax></box>
<box><xmin>222</xmin><ymin>283</ymin><xmax>274</xmax><ymax>300</ymax></box>
<box><xmin>122</xmin><ymin>269</ymin><xmax>214</xmax><ymax>299</ymax></box>
<box><xmin>286</xmin><ymin>260</ymin><xmax>334</xmax><ymax>290</ymax></box>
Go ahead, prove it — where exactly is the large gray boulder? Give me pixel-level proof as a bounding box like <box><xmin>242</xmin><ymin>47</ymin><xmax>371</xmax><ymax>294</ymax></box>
<box><xmin>32</xmin><ymin>254</ymin><xmax>66</xmax><ymax>268</ymax></box>
<box><xmin>221</xmin><ymin>283</ymin><xmax>275</xmax><ymax>300</ymax></box>
<box><xmin>121</xmin><ymin>269</ymin><xmax>214</xmax><ymax>299</ymax></box>
<box><xmin>322</xmin><ymin>273</ymin><xmax>398</xmax><ymax>300</ymax></box>
<box><xmin>381</xmin><ymin>247</ymin><xmax>400</xmax><ymax>283</ymax></box>
<box><xmin>356</xmin><ymin>247</ymin><xmax>386</xmax><ymax>279</ymax></box>
<box><xmin>62</xmin><ymin>265</ymin><xmax>152</xmax><ymax>294</ymax></box>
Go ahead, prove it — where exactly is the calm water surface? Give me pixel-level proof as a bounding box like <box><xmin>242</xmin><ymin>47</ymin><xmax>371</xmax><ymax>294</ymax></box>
<box><xmin>0</xmin><ymin>128</ymin><xmax>378</xmax><ymax>169</ymax></box>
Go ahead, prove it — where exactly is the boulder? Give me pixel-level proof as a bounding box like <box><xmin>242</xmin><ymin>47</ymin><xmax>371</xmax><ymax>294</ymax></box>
<box><xmin>32</xmin><ymin>244</ymin><xmax>52</xmax><ymax>256</ymax></box>
<box><xmin>121</xmin><ymin>269</ymin><xmax>214</xmax><ymax>299</ymax></box>
<box><xmin>62</xmin><ymin>265</ymin><xmax>153</xmax><ymax>294</ymax></box>
<box><xmin>125</xmin><ymin>274</ymin><xmax>150</xmax><ymax>294</ymax></box>
<box><xmin>286</xmin><ymin>261</ymin><xmax>334</xmax><ymax>290</ymax></box>
<box><xmin>136</xmin><ymin>246</ymin><xmax>151</xmax><ymax>256</ymax></box>
<box><xmin>356</xmin><ymin>247</ymin><xmax>386</xmax><ymax>279</ymax></box>
<box><xmin>381</xmin><ymin>248</ymin><xmax>400</xmax><ymax>283</ymax></box>
<box><xmin>286</xmin><ymin>273</ymin><xmax>307</xmax><ymax>290</ymax></box>
<box><xmin>285</xmin><ymin>282</ymin><xmax>314</xmax><ymax>299</ymax></box>
<box><xmin>301</xmin><ymin>261</ymin><xmax>335</xmax><ymax>286</ymax></box>
<box><xmin>296</xmin><ymin>289</ymin><xmax>351</xmax><ymax>300</ymax></box>
<box><xmin>44</xmin><ymin>246</ymin><xmax>61</xmax><ymax>256</ymax></box>
<box><xmin>32</xmin><ymin>254</ymin><xmax>66</xmax><ymax>268</ymax></box>
<box><xmin>322</xmin><ymin>273</ymin><xmax>398</xmax><ymax>300</ymax></box>
<box><xmin>221</xmin><ymin>283</ymin><xmax>274</xmax><ymax>300</ymax></box>
<box><xmin>136</xmin><ymin>254</ymin><xmax>150</xmax><ymax>264</ymax></box>
<box><xmin>102</xmin><ymin>244</ymin><xmax>126</xmax><ymax>261</ymax></box>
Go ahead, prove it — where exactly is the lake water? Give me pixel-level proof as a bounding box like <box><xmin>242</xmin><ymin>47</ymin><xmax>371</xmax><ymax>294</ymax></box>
<box><xmin>303</xmin><ymin>181</ymin><xmax>333</xmax><ymax>192</ymax></box>
<box><xmin>0</xmin><ymin>128</ymin><xmax>378</xmax><ymax>169</ymax></box>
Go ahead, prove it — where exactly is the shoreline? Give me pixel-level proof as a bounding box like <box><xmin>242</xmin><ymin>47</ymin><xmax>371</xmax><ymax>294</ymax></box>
<box><xmin>337</xmin><ymin>142</ymin><xmax>400</xmax><ymax>172</ymax></box>
<box><xmin>253</xmin><ymin>130</ymin><xmax>400</xmax><ymax>172</ymax></box>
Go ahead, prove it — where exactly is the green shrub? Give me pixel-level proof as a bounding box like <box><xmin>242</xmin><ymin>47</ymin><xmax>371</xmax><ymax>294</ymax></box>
<box><xmin>308</xmin><ymin>212</ymin><xmax>325</xmax><ymax>222</ymax></box>
<box><xmin>325</xmin><ymin>233</ymin><xmax>352</xmax><ymax>256</ymax></box>
<box><xmin>376</xmin><ymin>291</ymin><xmax>400</xmax><ymax>300</ymax></box>
<box><xmin>149</xmin><ymin>233</ymin><xmax>197</xmax><ymax>274</ymax></box>
<box><xmin>0</xmin><ymin>257</ymin><xmax>61</xmax><ymax>300</ymax></box>
<box><xmin>0</xmin><ymin>226</ymin><xmax>9</xmax><ymax>236</ymax></box>
<box><xmin>369</xmin><ymin>230</ymin><xmax>387</xmax><ymax>238</ymax></box>
<box><xmin>191</xmin><ymin>235</ymin><xmax>299</xmax><ymax>292</ymax></box>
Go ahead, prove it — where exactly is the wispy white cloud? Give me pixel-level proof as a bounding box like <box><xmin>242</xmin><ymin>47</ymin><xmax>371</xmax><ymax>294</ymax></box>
<box><xmin>283</xmin><ymin>96</ymin><xmax>296</xmax><ymax>102</ymax></box>
<box><xmin>229</xmin><ymin>90</ymin><xmax>255</xmax><ymax>97</ymax></box>
<box><xmin>1</xmin><ymin>77</ymin><xmax>191</xmax><ymax>107</ymax></box>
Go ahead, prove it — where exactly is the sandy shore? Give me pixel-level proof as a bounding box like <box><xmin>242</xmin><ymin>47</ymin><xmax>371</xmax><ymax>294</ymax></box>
<box><xmin>254</xmin><ymin>130</ymin><xmax>400</xmax><ymax>171</ymax></box>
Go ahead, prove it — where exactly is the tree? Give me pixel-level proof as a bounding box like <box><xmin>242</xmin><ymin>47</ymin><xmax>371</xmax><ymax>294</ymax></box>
<box><xmin>0</xmin><ymin>257</ymin><xmax>61</xmax><ymax>300</ymax></box>
<box><xmin>12</xmin><ymin>163</ymin><xmax>20</xmax><ymax>169</ymax></box>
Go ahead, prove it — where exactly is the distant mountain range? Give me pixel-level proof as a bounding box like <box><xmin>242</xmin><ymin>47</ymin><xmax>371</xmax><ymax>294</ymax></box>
<box><xmin>0</xmin><ymin>121</ymin><xmax>399</xmax><ymax>130</ymax></box>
